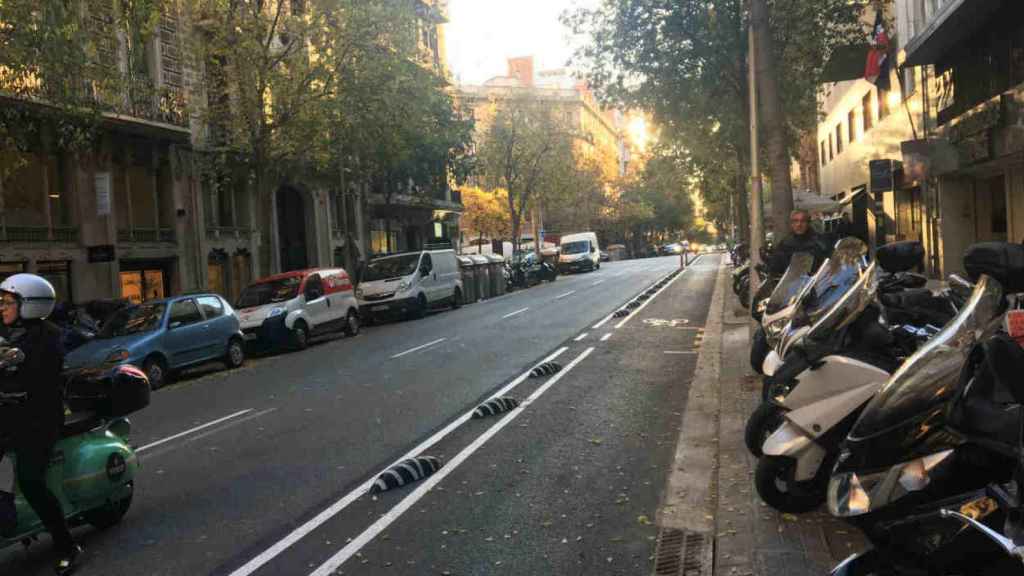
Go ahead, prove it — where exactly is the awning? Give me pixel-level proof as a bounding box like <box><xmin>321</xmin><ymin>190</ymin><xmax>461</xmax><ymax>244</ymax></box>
<box><xmin>903</xmin><ymin>0</ymin><xmax>999</xmax><ymax>67</ymax></box>
<box><xmin>793</xmin><ymin>190</ymin><xmax>841</xmax><ymax>213</ymax></box>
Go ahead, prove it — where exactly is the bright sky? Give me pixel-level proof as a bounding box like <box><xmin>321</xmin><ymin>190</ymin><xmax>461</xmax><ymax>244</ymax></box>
<box><xmin>445</xmin><ymin>0</ymin><xmax>601</xmax><ymax>86</ymax></box>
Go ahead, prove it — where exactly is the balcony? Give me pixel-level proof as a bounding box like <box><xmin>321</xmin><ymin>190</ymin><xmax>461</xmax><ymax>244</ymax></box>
<box><xmin>0</xmin><ymin>226</ymin><xmax>79</xmax><ymax>243</ymax></box>
<box><xmin>118</xmin><ymin>228</ymin><xmax>175</xmax><ymax>243</ymax></box>
<box><xmin>205</xmin><ymin>226</ymin><xmax>253</xmax><ymax>241</ymax></box>
<box><xmin>96</xmin><ymin>76</ymin><xmax>189</xmax><ymax>129</ymax></box>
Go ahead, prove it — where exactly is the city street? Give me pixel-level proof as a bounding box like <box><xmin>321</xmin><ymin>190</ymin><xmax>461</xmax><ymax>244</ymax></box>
<box><xmin>0</xmin><ymin>255</ymin><xmax>720</xmax><ymax>576</ymax></box>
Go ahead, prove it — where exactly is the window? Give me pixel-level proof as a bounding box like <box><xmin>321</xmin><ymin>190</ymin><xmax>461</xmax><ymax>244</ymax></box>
<box><xmin>420</xmin><ymin>253</ymin><xmax>433</xmax><ymax>273</ymax></box>
<box><xmin>0</xmin><ymin>262</ymin><xmax>26</xmax><ymax>283</ymax></box>
<box><xmin>820</xmin><ymin>141</ymin><xmax>827</xmax><ymax>167</ymax></box>
<box><xmin>862</xmin><ymin>92</ymin><xmax>873</xmax><ymax>132</ymax></box>
<box><xmin>835</xmin><ymin>124</ymin><xmax>843</xmax><ymax>155</ymax></box>
<box><xmin>169</xmin><ymin>299</ymin><xmax>203</xmax><ymax>326</ymax></box>
<box><xmin>196</xmin><ymin>296</ymin><xmax>224</xmax><ymax>318</ymax></box>
<box><xmin>303</xmin><ymin>274</ymin><xmax>324</xmax><ymax>299</ymax></box>
<box><xmin>847</xmin><ymin>110</ymin><xmax>856</xmax><ymax>143</ymax></box>
<box><xmin>208</xmin><ymin>259</ymin><xmax>226</xmax><ymax>296</ymax></box>
<box><xmin>37</xmin><ymin>261</ymin><xmax>72</xmax><ymax>304</ymax></box>
<box><xmin>828</xmin><ymin>136</ymin><xmax>834</xmax><ymax>161</ymax></box>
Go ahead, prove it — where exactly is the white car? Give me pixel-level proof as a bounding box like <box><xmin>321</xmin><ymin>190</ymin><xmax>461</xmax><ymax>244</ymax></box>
<box><xmin>235</xmin><ymin>267</ymin><xmax>360</xmax><ymax>350</ymax></box>
<box><xmin>558</xmin><ymin>232</ymin><xmax>601</xmax><ymax>273</ymax></box>
<box><xmin>357</xmin><ymin>250</ymin><xmax>463</xmax><ymax>321</ymax></box>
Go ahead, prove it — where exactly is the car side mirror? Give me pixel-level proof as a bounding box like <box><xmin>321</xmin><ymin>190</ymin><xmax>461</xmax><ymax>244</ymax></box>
<box><xmin>169</xmin><ymin>321</ymin><xmax>182</xmax><ymax>330</ymax></box>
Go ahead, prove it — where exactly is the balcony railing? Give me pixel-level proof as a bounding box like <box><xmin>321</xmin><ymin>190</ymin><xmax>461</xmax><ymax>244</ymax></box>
<box><xmin>118</xmin><ymin>228</ymin><xmax>176</xmax><ymax>243</ymax></box>
<box><xmin>205</xmin><ymin>226</ymin><xmax>253</xmax><ymax>241</ymax></box>
<box><xmin>0</xmin><ymin>226</ymin><xmax>79</xmax><ymax>243</ymax></box>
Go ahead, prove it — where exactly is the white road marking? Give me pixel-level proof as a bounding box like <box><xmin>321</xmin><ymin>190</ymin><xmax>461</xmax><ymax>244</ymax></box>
<box><xmin>554</xmin><ymin>290</ymin><xmax>576</xmax><ymax>300</ymax></box>
<box><xmin>136</xmin><ymin>409</ymin><xmax>254</xmax><ymax>453</ymax></box>
<box><xmin>227</xmin><ymin>347</ymin><xmax>570</xmax><ymax>576</ymax></box>
<box><xmin>307</xmin><ymin>347</ymin><xmax>596</xmax><ymax>576</ymax></box>
<box><xmin>501</xmin><ymin>307</ymin><xmax>530</xmax><ymax>319</ymax></box>
<box><xmin>614</xmin><ymin>258</ymin><xmax>706</xmax><ymax>329</ymax></box>
<box><xmin>600</xmin><ymin>333</ymin><xmax>612</xmax><ymax>342</ymax></box>
<box><xmin>664</xmin><ymin>350</ymin><xmax>698</xmax><ymax>355</ymax></box>
<box><xmin>574</xmin><ymin>333</ymin><xmax>589</xmax><ymax>342</ymax></box>
<box><xmin>591</xmin><ymin>280</ymin><xmax>605</xmax><ymax>286</ymax></box>
<box><xmin>390</xmin><ymin>338</ymin><xmax>447</xmax><ymax>359</ymax></box>
<box><xmin>592</xmin><ymin>313</ymin><xmax>615</xmax><ymax>329</ymax></box>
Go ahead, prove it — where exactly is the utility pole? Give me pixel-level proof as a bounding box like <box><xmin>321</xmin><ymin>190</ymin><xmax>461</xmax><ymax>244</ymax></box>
<box><xmin>748</xmin><ymin>15</ymin><xmax>763</xmax><ymax>305</ymax></box>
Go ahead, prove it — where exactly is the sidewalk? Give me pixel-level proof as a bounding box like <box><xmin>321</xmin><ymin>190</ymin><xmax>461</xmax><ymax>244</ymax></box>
<box><xmin>711</xmin><ymin>290</ymin><xmax>868</xmax><ymax>575</ymax></box>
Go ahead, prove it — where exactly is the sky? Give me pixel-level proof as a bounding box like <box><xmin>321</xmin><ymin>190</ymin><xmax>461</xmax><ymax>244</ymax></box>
<box><xmin>445</xmin><ymin>0</ymin><xmax>601</xmax><ymax>86</ymax></box>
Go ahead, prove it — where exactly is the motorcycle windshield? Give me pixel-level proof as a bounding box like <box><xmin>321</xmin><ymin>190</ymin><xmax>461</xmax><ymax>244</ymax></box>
<box><xmin>849</xmin><ymin>275</ymin><xmax>1005</xmax><ymax>441</ymax></box>
<box><xmin>765</xmin><ymin>252</ymin><xmax>814</xmax><ymax>315</ymax></box>
<box><xmin>791</xmin><ymin>238</ymin><xmax>871</xmax><ymax>337</ymax></box>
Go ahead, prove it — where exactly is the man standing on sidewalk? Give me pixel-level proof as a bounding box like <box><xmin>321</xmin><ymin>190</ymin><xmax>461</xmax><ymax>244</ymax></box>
<box><xmin>771</xmin><ymin>209</ymin><xmax>829</xmax><ymax>273</ymax></box>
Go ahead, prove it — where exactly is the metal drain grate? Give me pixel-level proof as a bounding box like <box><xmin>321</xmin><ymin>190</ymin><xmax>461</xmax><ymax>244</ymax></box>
<box><xmin>653</xmin><ymin>528</ymin><xmax>712</xmax><ymax>576</ymax></box>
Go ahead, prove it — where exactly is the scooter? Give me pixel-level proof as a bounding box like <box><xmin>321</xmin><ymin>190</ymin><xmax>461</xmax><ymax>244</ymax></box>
<box><xmin>750</xmin><ymin>241</ymin><xmax>958</xmax><ymax>511</ymax></box>
<box><xmin>750</xmin><ymin>252</ymin><xmax>816</xmax><ymax>374</ymax></box>
<box><xmin>0</xmin><ymin>346</ymin><xmax>149</xmax><ymax>553</ymax></box>
<box><xmin>827</xmin><ymin>243</ymin><xmax>1024</xmax><ymax>574</ymax></box>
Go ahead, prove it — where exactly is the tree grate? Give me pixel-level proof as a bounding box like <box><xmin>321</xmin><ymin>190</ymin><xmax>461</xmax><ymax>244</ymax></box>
<box><xmin>653</xmin><ymin>528</ymin><xmax>712</xmax><ymax>576</ymax></box>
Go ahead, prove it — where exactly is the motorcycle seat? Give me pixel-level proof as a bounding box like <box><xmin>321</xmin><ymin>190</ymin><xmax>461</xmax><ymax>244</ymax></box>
<box><xmin>61</xmin><ymin>411</ymin><xmax>101</xmax><ymax>439</ymax></box>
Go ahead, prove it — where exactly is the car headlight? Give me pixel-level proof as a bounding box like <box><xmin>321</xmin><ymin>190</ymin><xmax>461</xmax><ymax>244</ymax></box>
<box><xmin>104</xmin><ymin>350</ymin><xmax>130</xmax><ymax>364</ymax></box>
<box><xmin>267</xmin><ymin>307</ymin><xmax>286</xmax><ymax>318</ymax></box>
<box><xmin>828</xmin><ymin>449</ymin><xmax>954</xmax><ymax>517</ymax></box>
<box><xmin>398</xmin><ymin>280</ymin><xmax>411</xmax><ymax>292</ymax></box>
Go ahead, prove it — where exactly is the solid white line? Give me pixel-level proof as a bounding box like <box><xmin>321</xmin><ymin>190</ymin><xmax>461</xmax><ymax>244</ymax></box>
<box><xmin>591</xmin><ymin>280</ymin><xmax>605</xmax><ymax>286</ymax></box>
<box><xmin>227</xmin><ymin>346</ymin><xmax>570</xmax><ymax>576</ymax></box>
<box><xmin>592</xmin><ymin>313</ymin><xmax>615</xmax><ymax>329</ymax></box>
<box><xmin>600</xmin><ymin>333</ymin><xmax>612</xmax><ymax>342</ymax></box>
<box><xmin>501</xmin><ymin>307</ymin><xmax>529</xmax><ymax>319</ymax></box>
<box><xmin>307</xmin><ymin>347</ymin><xmax>596</xmax><ymax>576</ymax></box>
<box><xmin>574</xmin><ymin>333</ymin><xmax>589</xmax><ymax>342</ymax></box>
<box><xmin>554</xmin><ymin>290</ymin><xmax>576</xmax><ymax>300</ymax></box>
<box><xmin>390</xmin><ymin>337</ymin><xmax>447</xmax><ymax>359</ymax></box>
<box><xmin>664</xmin><ymin>350</ymin><xmax>698</xmax><ymax>355</ymax></box>
<box><xmin>136</xmin><ymin>409</ymin><xmax>254</xmax><ymax>453</ymax></box>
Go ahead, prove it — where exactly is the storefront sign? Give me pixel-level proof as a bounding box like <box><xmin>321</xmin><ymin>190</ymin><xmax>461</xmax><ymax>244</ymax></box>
<box><xmin>869</xmin><ymin>159</ymin><xmax>899</xmax><ymax>192</ymax></box>
<box><xmin>95</xmin><ymin>172</ymin><xmax>112</xmax><ymax>216</ymax></box>
<box><xmin>87</xmin><ymin>245</ymin><xmax>116</xmax><ymax>263</ymax></box>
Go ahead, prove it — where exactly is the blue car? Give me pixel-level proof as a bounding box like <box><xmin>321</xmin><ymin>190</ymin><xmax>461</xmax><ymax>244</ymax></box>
<box><xmin>65</xmin><ymin>293</ymin><xmax>245</xmax><ymax>389</ymax></box>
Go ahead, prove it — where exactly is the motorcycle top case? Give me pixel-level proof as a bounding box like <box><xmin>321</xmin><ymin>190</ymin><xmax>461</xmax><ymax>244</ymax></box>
<box><xmin>875</xmin><ymin>241</ymin><xmax>924</xmax><ymax>274</ymax></box>
<box><xmin>964</xmin><ymin>242</ymin><xmax>1024</xmax><ymax>292</ymax></box>
<box><xmin>65</xmin><ymin>364</ymin><xmax>150</xmax><ymax>418</ymax></box>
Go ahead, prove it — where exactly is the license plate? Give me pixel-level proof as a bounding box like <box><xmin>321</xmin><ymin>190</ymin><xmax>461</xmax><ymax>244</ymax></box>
<box><xmin>372</xmin><ymin>305</ymin><xmax>389</xmax><ymax>312</ymax></box>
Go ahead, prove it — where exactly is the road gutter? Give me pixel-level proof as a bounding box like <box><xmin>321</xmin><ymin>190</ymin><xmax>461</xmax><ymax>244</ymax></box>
<box><xmin>656</xmin><ymin>256</ymin><xmax>726</xmax><ymax>534</ymax></box>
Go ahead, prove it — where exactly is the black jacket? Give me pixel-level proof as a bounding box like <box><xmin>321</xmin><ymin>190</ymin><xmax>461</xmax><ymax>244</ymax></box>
<box><xmin>770</xmin><ymin>231</ymin><xmax>831</xmax><ymax>275</ymax></box>
<box><xmin>0</xmin><ymin>319</ymin><xmax>65</xmax><ymax>441</ymax></box>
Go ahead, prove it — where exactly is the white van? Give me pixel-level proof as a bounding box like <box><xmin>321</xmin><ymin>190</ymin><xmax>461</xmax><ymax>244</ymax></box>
<box><xmin>357</xmin><ymin>249</ymin><xmax>463</xmax><ymax>321</ymax></box>
<box><xmin>559</xmin><ymin>232</ymin><xmax>601</xmax><ymax>273</ymax></box>
<box><xmin>236</xmin><ymin>267</ymin><xmax>360</xmax><ymax>350</ymax></box>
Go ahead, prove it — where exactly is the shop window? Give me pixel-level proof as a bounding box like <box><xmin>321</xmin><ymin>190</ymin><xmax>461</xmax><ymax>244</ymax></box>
<box><xmin>120</xmin><ymin>268</ymin><xmax>166</xmax><ymax>304</ymax></box>
<box><xmin>0</xmin><ymin>262</ymin><xmax>26</xmax><ymax>283</ymax></box>
<box><xmin>37</xmin><ymin>261</ymin><xmax>72</xmax><ymax>304</ymax></box>
<box><xmin>847</xmin><ymin>110</ymin><xmax>856</xmax><ymax>143</ymax></box>
<box><xmin>208</xmin><ymin>261</ymin><xmax>226</xmax><ymax>296</ymax></box>
<box><xmin>231</xmin><ymin>252</ymin><xmax>251</xmax><ymax>304</ymax></box>
<box><xmin>2</xmin><ymin>153</ymin><xmax>58</xmax><ymax>228</ymax></box>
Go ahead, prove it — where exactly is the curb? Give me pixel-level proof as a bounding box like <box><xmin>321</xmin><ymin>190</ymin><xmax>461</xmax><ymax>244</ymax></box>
<box><xmin>657</xmin><ymin>257</ymin><xmax>727</xmax><ymax>534</ymax></box>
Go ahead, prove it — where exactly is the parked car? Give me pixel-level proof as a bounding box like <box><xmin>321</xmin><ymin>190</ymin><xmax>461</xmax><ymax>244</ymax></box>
<box><xmin>599</xmin><ymin>250</ymin><xmax>610</xmax><ymax>262</ymax></box>
<box><xmin>660</xmin><ymin>242</ymin><xmax>684</xmax><ymax>255</ymax></box>
<box><xmin>558</xmin><ymin>232</ymin><xmax>601</xmax><ymax>273</ymax></box>
<box><xmin>357</xmin><ymin>249</ymin><xmax>463</xmax><ymax>322</ymax></box>
<box><xmin>236</xmin><ymin>268</ymin><xmax>360</xmax><ymax>351</ymax></box>
<box><xmin>64</xmin><ymin>293</ymin><xmax>244</xmax><ymax>389</ymax></box>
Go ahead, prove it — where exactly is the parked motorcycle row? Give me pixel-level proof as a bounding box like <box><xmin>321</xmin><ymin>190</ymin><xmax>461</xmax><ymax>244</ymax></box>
<box><xmin>736</xmin><ymin>237</ymin><xmax>1024</xmax><ymax>575</ymax></box>
<box><xmin>504</xmin><ymin>251</ymin><xmax>559</xmax><ymax>290</ymax></box>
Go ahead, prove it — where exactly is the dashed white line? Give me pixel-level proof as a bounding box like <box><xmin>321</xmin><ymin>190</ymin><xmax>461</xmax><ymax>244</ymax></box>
<box><xmin>307</xmin><ymin>347</ymin><xmax>597</xmax><ymax>576</ymax></box>
<box><xmin>390</xmin><ymin>337</ymin><xmax>447</xmax><ymax>359</ymax></box>
<box><xmin>664</xmin><ymin>350</ymin><xmax>698</xmax><ymax>355</ymax></box>
<box><xmin>502</xmin><ymin>307</ymin><xmax>530</xmax><ymax>319</ymax></box>
<box><xmin>555</xmin><ymin>290</ymin><xmax>577</xmax><ymax>300</ymax></box>
<box><xmin>574</xmin><ymin>333</ymin><xmax>589</xmax><ymax>342</ymax></box>
<box><xmin>600</xmin><ymin>333</ymin><xmax>612</xmax><ymax>342</ymax></box>
<box><xmin>137</xmin><ymin>409</ymin><xmax>254</xmax><ymax>453</ymax></box>
<box><xmin>592</xmin><ymin>313</ymin><xmax>615</xmax><ymax>329</ymax></box>
<box><xmin>227</xmin><ymin>347</ymin><xmax>570</xmax><ymax>576</ymax></box>
<box><xmin>591</xmin><ymin>280</ymin><xmax>605</xmax><ymax>286</ymax></box>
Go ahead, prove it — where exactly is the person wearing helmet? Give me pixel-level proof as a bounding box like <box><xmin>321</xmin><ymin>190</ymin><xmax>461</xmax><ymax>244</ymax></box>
<box><xmin>0</xmin><ymin>274</ymin><xmax>82</xmax><ymax>575</ymax></box>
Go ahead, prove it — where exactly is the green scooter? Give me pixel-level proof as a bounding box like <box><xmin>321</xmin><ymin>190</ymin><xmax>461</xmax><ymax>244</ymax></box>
<box><xmin>0</xmin><ymin>347</ymin><xmax>149</xmax><ymax>553</ymax></box>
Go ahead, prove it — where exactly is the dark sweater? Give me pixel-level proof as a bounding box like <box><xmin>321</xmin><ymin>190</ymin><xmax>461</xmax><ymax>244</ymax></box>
<box><xmin>0</xmin><ymin>320</ymin><xmax>65</xmax><ymax>442</ymax></box>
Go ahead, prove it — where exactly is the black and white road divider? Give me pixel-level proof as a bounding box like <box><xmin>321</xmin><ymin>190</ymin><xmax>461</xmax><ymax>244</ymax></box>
<box><xmin>530</xmin><ymin>361</ymin><xmax>563</xmax><ymax>378</ymax></box>
<box><xmin>369</xmin><ymin>456</ymin><xmax>444</xmax><ymax>494</ymax></box>
<box><xmin>613</xmin><ymin>309</ymin><xmax>630</xmax><ymax>318</ymax></box>
<box><xmin>472</xmin><ymin>397</ymin><xmax>520</xmax><ymax>419</ymax></box>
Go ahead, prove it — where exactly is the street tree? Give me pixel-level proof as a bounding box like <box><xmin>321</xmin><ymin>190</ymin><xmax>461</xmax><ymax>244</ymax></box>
<box><xmin>565</xmin><ymin>0</ymin><xmax>863</xmax><ymax>239</ymax></box>
<box><xmin>460</xmin><ymin>186</ymin><xmax>511</xmax><ymax>249</ymax></box>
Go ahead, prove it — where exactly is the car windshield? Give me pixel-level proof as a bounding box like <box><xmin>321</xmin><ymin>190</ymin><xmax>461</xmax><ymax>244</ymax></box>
<box><xmin>237</xmin><ymin>277</ymin><xmax>301</xmax><ymax>308</ymax></box>
<box><xmin>364</xmin><ymin>254</ymin><xmax>420</xmax><ymax>281</ymax></box>
<box><xmin>98</xmin><ymin>303</ymin><xmax>166</xmax><ymax>338</ymax></box>
<box><xmin>851</xmin><ymin>275</ymin><xmax>1005</xmax><ymax>441</ymax></box>
<box><xmin>562</xmin><ymin>241</ymin><xmax>590</xmax><ymax>255</ymax></box>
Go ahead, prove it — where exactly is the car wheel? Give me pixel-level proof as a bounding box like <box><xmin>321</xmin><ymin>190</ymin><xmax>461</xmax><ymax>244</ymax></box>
<box><xmin>412</xmin><ymin>293</ymin><xmax>428</xmax><ymax>319</ymax></box>
<box><xmin>452</xmin><ymin>288</ymin><xmax>463</xmax><ymax>309</ymax></box>
<box><xmin>291</xmin><ymin>320</ymin><xmax>309</xmax><ymax>350</ymax></box>
<box><xmin>224</xmin><ymin>337</ymin><xmax>245</xmax><ymax>369</ymax></box>
<box><xmin>143</xmin><ymin>356</ymin><xmax>168</xmax><ymax>390</ymax></box>
<box><xmin>343</xmin><ymin>309</ymin><xmax>360</xmax><ymax>337</ymax></box>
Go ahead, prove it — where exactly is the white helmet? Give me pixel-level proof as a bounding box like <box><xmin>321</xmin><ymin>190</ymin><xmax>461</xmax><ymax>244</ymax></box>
<box><xmin>0</xmin><ymin>273</ymin><xmax>56</xmax><ymax>320</ymax></box>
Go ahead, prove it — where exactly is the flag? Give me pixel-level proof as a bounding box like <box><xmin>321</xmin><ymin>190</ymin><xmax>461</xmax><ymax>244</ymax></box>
<box><xmin>864</xmin><ymin>10</ymin><xmax>891</xmax><ymax>91</ymax></box>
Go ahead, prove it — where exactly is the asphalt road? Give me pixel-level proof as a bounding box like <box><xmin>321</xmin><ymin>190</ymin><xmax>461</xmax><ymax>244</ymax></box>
<box><xmin>0</xmin><ymin>254</ymin><xmax>721</xmax><ymax>576</ymax></box>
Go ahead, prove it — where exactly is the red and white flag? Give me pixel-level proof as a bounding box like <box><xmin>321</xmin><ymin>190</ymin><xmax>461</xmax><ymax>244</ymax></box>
<box><xmin>864</xmin><ymin>10</ymin><xmax>891</xmax><ymax>91</ymax></box>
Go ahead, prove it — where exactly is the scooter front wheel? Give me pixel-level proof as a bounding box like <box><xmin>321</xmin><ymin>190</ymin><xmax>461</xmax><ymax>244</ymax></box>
<box><xmin>84</xmin><ymin>482</ymin><xmax>133</xmax><ymax>529</ymax></box>
<box><xmin>744</xmin><ymin>401</ymin><xmax>785</xmax><ymax>457</ymax></box>
<box><xmin>754</xmin><ymin>455</ymin><xmax>825</xmax><ymax>513</ymax></box>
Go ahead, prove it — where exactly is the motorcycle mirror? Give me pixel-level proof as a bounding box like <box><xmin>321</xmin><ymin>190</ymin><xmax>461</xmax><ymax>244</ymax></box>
<box><xmin>938</xmin><ymin>509</ymin><xmax>1022</xmax><ymax>559</ymax></box>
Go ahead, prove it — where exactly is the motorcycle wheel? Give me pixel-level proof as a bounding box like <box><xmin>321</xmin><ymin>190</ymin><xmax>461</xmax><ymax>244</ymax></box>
<box><xmin>744</xmin><ymin>401</ymin><xmax>785</xmax><ymax>457</ymax></box>
<box><xmin>738</xmin><ymin>277</ymin><xmax>750</xmax><ymax>308</ymax></box>
<box><xmin>754</xmin><ymin>455</ymin><xmax>825</xmax><ymax>513</ymax></box>
<box><xmin>750</xmin><ymin>327</ymin><xmax>769</xmax><ymax>375</ymax></box>
<box><xmin>85</xmin><ymin>482</ymin><xmax>133</xmax><ymax>529</ymax></box>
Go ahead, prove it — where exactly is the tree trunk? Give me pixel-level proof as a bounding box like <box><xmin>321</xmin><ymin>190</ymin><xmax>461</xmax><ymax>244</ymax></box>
<box><xmin>751</xmin><ymin>0</ymin><xmax>793</xmax><ymax>236</ymax></box>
